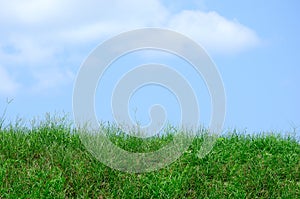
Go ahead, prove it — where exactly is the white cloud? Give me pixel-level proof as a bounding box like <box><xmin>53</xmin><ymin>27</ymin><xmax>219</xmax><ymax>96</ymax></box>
<box><xmin>54</xmin><ymin>0</ymin><xmax>169</xmax><ymax>44</ymax></box>
<box><xmin>0</xmin><ymin>0</ymin><xmax>67</xmax><ymax>25</ymax></box>
<box><xmin>30</xmin><ymin>68</ymin><xmax>75</xmax><ymax>94</ymax></box>
<box><xmin>0</xmin><ymin>37</ymin><xmax>56</xmax><ymax>66</ymax></box>
<box><xmin>167</xmin><ymin>10</ymin><xmax>260</xmax><ymax>54</ymax></box>
<box><xmin>0</xmin><ymin>66</ymin><xmax>20</xmax><ymax>96</ymax></box>
<box><xmin>0</xmin><ymin>0</ymin><xmax>259</xmax><ymax>52</ymax></box>
<box><xmin>0</xmin><ymin>0</ymin><xmax>261</xmax><ymax>96</ymax></box>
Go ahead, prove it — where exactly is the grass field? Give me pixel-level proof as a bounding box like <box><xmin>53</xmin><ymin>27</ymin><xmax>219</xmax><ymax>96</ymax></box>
<box><xmin>0</xmin><ymin>116</ymin><xmax>299</xmax><ymax>198</ymax></box>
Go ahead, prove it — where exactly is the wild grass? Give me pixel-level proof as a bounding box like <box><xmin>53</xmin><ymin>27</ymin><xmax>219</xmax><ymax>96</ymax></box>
<box><xmin>0</xmin><ymin>116</ymin><xmax>299</xmax><ymax>198</ymax></box>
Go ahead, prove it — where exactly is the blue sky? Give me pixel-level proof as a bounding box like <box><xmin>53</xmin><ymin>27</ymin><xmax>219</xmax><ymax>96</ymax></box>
<box><xmin>0</xmin><ymin>0</ymin><xmax>299</xmax><ymax>135</ymax></box>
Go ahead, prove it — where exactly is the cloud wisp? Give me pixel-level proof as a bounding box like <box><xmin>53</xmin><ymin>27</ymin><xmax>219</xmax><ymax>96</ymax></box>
<box><xmin>0</xmin><ymin>66</ymin><xmax>20</xmax><ymax>96</ymax></box>
<box><xmin>0</xmin><ymin>0</ymin><xmax>261</xmax><ymax>96</ymax></box>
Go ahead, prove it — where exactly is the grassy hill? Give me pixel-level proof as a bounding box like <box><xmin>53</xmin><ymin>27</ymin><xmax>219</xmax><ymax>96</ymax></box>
<box><xmin>0</xmin><ymin>118</ymin><xmax>299</xmax><ymax>198</ymax></box>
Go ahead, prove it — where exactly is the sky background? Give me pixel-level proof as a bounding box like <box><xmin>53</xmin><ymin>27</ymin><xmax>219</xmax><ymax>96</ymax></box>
<box><xmin>0</xmin><ymin>0</ymin><xmax>299</xmax><ymax>135</ymax></box>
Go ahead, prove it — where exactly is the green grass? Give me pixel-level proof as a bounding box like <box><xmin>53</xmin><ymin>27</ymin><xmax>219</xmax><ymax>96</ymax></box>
<box><xmin>0</xmin><ymin>117</ymin><xmax>299</xmax><ymax>198</ymax></box>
